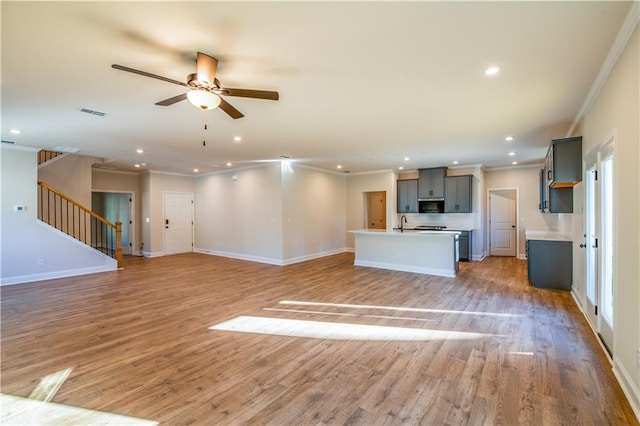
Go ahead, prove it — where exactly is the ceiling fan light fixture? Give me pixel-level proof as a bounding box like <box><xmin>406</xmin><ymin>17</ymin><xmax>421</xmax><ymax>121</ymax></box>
<box><xmin>187</xmin><ymin>89</ymin><xmax>221</xmax><ymax>110</ymax></box>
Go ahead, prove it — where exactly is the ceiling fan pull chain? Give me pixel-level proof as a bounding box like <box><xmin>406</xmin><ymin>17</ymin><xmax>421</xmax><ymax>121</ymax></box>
<box><xmin>202</xmin><ymin>121</ymin><xmax>208</xmax><ymax>147</ymax></box>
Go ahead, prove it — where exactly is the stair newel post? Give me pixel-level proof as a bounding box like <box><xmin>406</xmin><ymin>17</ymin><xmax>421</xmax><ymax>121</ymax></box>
<box><xmin>115</xmin><ymin>221</ymin><xmax>123</xmax><ymax>269</ymax></box>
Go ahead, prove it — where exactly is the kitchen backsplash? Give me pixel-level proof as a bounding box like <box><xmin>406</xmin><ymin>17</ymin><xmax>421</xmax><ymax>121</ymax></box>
<box><xmin>396</xmin><ymin>212</ymin><xmax>476</xmax><ymax>230</ymax></box>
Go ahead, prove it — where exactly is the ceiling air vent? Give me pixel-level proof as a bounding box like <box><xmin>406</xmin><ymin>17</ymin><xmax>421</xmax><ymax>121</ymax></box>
<box><xmin>80</xmin><ymin>108</ymin><xmax>106</xmax><ymax>117</ymax></box>
<box><xmin>2</xmin><ymin>140</ymin><xmax>16</xmax><ymax>144</ymax></box>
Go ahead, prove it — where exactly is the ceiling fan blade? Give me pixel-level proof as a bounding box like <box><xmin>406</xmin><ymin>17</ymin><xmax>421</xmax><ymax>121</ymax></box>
<box><xmin>218</xmin><ymin>98</ymin><xmax>244</xmax><ymax>119</ymax></box>
<box><xmin>220</xmin><ymin>87</ymin><xmax>279</xmax><ymax>101</ymax></box>
<box><xmin>112</xmin><ymin>64</ymin><xmax>188</xmax><ymax>87</ymax></box>
<box><xmin>196</xmin><ymin>52</ymin><xmax>218</xmax><ymax>86</ymax></box>
<box><xmin>155</xmin><ymin>93</ymin><xmax>188</xmax><ymax>106</ymax></box>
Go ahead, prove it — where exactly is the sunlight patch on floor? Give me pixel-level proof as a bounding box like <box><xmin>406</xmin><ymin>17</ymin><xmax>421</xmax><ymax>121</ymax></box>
<box><xmin>210</xmin><ymin>316</ymin><xmax>495</xmax><ymax>341</ymax></box>
<box><xmin>28</xmin><ymin>368</ymin><xmax>72</xmax><ymax>402</ymax></box>
<box><xmin>263</xmin><ymin>307</ymin><xmax>437</xmax><ymax>323</ymax></box>
<box><xmin>279</xmin><ymin>300</ymin><xmax>519</xmax><ymax>317</ymax></box>
<box><xmin>0</xmin><ymin>394</ymin><xmax>158</xmax><ymax>426</ymax></box>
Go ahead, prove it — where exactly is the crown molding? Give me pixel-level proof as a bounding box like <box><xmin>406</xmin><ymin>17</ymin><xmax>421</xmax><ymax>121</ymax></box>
<box><xmin>568</xmin><ymin>1</ymin><xmax>639</xmax><ymax>136</ymax></box>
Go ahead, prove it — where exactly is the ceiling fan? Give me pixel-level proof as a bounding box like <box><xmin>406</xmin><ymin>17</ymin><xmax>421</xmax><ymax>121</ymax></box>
<box><xmin>112</xmin><ymin>52</ymin><xmax>279</xmax><ymax>119</ymax></box>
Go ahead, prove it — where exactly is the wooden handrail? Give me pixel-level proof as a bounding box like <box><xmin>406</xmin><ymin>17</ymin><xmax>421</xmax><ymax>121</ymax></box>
<box><xmin>38</xmin><ymin>181</ymin><xmax>122</xmax><ymax>268</ymax></box>
<box><xmin>38</xmin><ymin>181</ymin><xmax>116</xmax><ymax>228</ymax></box>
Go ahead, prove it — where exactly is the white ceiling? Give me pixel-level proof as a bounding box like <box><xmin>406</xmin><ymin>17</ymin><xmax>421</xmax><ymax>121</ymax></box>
<box><xmin>1</xmin><ymin>1</ymin><xmax>632</xmax><ymax>175</ymax></box>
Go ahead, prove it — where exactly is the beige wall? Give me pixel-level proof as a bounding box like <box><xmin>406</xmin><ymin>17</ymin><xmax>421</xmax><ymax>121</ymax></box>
<box><xmin>282</xmin><ymin>165</ymin><xmax>347</xmax><ymax>262</ymax></box>
<box><xmin>194</xmin><ymin>164</ymin><xmax>284</xmax><ymax>263</ymax></box>
<box><xmin>345</xmin><ymin>171</ymin><xmax>396</xmax><ymax>248</ymax></box>
<box><xmin>1</xmin><ymin>147</ymin><xmax>116</xmax><ymax>284</ymax></box>
<box><xmin>580</xmin><ymin>25</ymin><xmax>639</xmax><ymax>403</ymax></box>
<box><xmin>148</xmin><ymin>172</ymin><xmax>196</xmax><ymax>255</ymax></box>
<box><xmin>38</xmin><ymin>154</ymin><xmax>97</xmax><ymax>207</ymax></box>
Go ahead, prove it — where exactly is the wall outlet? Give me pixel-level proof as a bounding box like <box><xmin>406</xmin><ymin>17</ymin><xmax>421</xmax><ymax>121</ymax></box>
<box><xmin>37</xmin><ymin>258</ymin><xmax>45</xmax><ymax>266</ymax></box>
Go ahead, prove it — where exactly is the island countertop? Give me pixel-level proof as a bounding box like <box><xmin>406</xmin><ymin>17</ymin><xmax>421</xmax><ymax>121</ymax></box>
<box><xmin>349</xmin><ymin>229</ymin><xmax>461</xmax><ymax>237</ymax></box>
<box><xmin>349</xmin><ymin>229</ymin><xmax>460</xmax><ymax>277</ymax></box>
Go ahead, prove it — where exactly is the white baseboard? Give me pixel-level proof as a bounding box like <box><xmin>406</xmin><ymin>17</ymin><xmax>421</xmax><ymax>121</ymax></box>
<box><xmin>0</xmin><ymin>263</ymin><xmax>117</xmax><ymax>286</ymax></box>
<box><xmin>570</xmin><ymin>288</ymin><xmax>640</xmax><ymax>423</ymax></box>
<box><xmin>141</xmin><ymin>251</ymin><xmax>164</xmax><ymax>258</ymax></box>
<box><xmin>282</xmin><ymin>248</ymin><xmax>348</xmax><ymax>265</ymax></box>
<box><xmin>194</xmin><ymin>248</ymin><xmax>282</xmax><ymax>265</ymax></box>
<box><xmin>613</xmin><ymin>357</ymin><xmax>640</xmax><ymax>422</ymax></box>
<box><xmin>194</xmin><ymin>247</ymin><xmax>349</xmax><ymax>266</ymax></box>
<box><xmin>472</xmin><ymin>251</ymin><xmax>487</xmax><ymax>261</ymax></box>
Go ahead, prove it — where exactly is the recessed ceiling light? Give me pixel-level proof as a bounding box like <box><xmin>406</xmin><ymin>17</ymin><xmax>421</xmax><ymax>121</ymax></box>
<box><xmin>134</xmin><ymin>164</ymin><xmax>141</xmax><ymax>168</ymax></box>
<box><xmin>508</xmin><ymin>152</ymin><xmax>516</xmax><ymax>156</ymax></box>
<box><xmin>140</xmin><ymin>163</ymin><xmax>147</xmax><ymax>166</ymax></box>
<box><xmin>452</xmin><ymin>161</ymin><xmax>459</xmax><ymax>165</ymax></box>
<box><xmin>226</xmin><ymin>162</ymin><xmax>232</xmax><ymax>167</ymax></box>
<box><xmin>337</xmin><ymin>165</ymin><xmax>342</xmax><ymax>169</ymax></box>
<box><xmin>233</xmin><ymin>136</ymin><xmax>242</xmax><ymax>142</ymax></box>
<box><xmin>399</xmin><ymin>166</ymin><xmax>404</xmax><ymax>170</ymax></box>
<box><xmin>404</xmin><ymin>157</ymin><xmax>410</xmax><ymax>162</ymax></box>
<box><xmin>136</xmin><ymin>149</ymin><xmax>144</xmax><ymax>154</ymax></box>
<box><xmin>193</xmin><ymin>168</ymin><xmax>199</xmax><ymax>173</ymax></box>
<box><xmin>484</xmin><ymin>65</ymin><xmax>501</xmax><ymax>76</ymax></box>
<box><xmin>10</xmin><ymin>129</ymin><xmax>21</xmax><ymax>135</ymax></box>
<box><xmin>512</xmin><ymin>161</ymin><xmax>518</xmax><ymax>165</ymax></box>
<box><xmin>505</xmin><ymin>136</ymin><xmax>514</xmax><ymax>142</ymax></box>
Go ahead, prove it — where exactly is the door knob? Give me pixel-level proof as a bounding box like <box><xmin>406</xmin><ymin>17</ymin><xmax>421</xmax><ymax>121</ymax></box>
<box><xmin>579</xmin><ymin>243</ymin><xmax>587</xmax><ymax>248</ymax></box>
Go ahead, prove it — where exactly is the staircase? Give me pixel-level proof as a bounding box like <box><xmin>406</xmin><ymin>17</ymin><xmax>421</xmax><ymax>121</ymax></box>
<box><xmin>37</xmin><ymin>150</ymin><xmax>123</xmax><ymax>268</ymax></box>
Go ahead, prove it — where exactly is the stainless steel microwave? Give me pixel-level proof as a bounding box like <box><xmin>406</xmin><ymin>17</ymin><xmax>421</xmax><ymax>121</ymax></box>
<box><xmin>419</xmin><ymin>199</ymin><xmax>445</xmax><ymax>213</ymax></box>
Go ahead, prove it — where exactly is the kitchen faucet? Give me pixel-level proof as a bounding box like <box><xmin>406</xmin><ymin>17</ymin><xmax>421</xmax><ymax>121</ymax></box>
<box><xmin>400</xmin><ymin>215</ymin><xmax>407</xmax><ymax>232</ymax></box>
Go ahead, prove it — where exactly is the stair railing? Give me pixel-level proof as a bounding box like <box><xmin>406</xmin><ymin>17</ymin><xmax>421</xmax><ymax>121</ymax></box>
<box><xmin>37</xmin><ymin>181</ymin><xmax>122</xmax><ymax>268</ymax></box>
<box><xmin>37</xmin><ymin>150</ymin><xmax>64</xmax><ymax>165</ymax></box>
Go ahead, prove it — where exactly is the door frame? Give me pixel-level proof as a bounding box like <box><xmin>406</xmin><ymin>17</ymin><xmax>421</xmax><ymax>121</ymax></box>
<box><xmin>91</xmin><ymin>190</ymin><xmax>135</xmax><ymax>256</ymax></box>
<box><xmin>582</xmin><ymin>133</ymin><xmax>616</xmax><ymax>357</ymax></box>
<box><xmin>365</xmin><ymin>191</ymin><xmax>387</xmax><ymax>230</ymax></box>
<box><xmin>486</xmin><ymin>187</ymin><xmax>520</xmax><ymax>258</ymax></box>
<box><xmin>163</xmin><ymin>191</ymin><xmax>195</xmax><ymax>255</ymax></box>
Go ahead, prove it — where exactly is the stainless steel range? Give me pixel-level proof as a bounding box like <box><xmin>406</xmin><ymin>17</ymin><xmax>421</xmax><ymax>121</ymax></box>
<box><xmin>414</xmin><ymin>225</ymin><xmax>447</xmax><ymax>231</ymax></box>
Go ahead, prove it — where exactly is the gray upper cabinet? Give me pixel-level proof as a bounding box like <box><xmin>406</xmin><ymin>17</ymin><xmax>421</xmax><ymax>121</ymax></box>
<box><xmin>418</xmin><ymin>167</ymin><xmax>446</xmax><ymax>199</ymax></box>
<box><xmin>539</xmin><ymin>168</ymin><xmax>547</xmax><ymax>212</ymax></box>
<box><xmin>444</xmin><ymin>175</ymin><xmax>472</xmax><ymax>213</ymax></box>
<box><xmin>539</xmin><ymin>136</ymin><xmax>582</xmax><ymax>213</ymax></box>
<box><xmin>547</xmin><ymin>136</ymin><xmax>582</xmax><ymax>188</ymax></box>
<box><xmin>397</xmin><ymin>179</ymin><xmax>418</xmax><ymax>213</ymax></box>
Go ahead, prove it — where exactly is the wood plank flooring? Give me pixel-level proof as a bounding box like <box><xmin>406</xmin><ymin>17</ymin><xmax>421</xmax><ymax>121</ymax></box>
<box><xmin>1</xmin><ymin>253</ymin><xmax>637</xmax><ymax>425</ymax></box>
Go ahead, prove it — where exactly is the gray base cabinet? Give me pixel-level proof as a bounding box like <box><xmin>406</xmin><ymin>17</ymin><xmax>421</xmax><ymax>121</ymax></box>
<box><xmin>526</xmin><ymin>239</ymin><xmax>572</xmax><ymax>290</ymax></box>
<box><xmin>449</xmin><ymin>230</ymin><xmax>472</xmax><ymax>262</ymax></box>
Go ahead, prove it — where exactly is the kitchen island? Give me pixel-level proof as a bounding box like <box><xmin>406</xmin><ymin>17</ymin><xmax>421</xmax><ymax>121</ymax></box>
<box><xmin>350</xmin><ymin>229</ymin><xmax>460</xmax><ymax>277</ymax></box>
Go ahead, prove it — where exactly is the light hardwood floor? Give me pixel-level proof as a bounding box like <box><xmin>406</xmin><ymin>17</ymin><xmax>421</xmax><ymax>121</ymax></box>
<box><xmin>1</xmin><ymin>253</ymin><xmax>637</xmax><ymax>425</ymax></box>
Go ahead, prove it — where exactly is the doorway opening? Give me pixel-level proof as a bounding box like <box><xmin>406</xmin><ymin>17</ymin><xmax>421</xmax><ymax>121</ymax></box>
<box><xmin>365</xmin><ymin>191</ymin><xmax>386</xmax><ymax>230</ymax></box>
<box><xmin>91</xmin><ymin>191</ymin><xmax>134</xmax><ymax>255</ymax></box>
<box><xmin>488</xmin><ymin>189</ymin><xmax>518</xmax><ymax>257</ymax></box>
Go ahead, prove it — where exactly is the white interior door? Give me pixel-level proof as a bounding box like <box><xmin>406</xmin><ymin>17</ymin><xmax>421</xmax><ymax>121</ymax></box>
<box><xmin>164</xmin><ymin>192</ymin><xmax>194</xmax><ymax>255</ymax></box>
<box><xmin>489</xmin><ymin>190</ymin><xmax>516</xmax><ymax>256</ymax></box>
<box><xmin>584</xmin><ymin>138</ymin><xmax>615</xmax><ymax>355</ymax></box>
